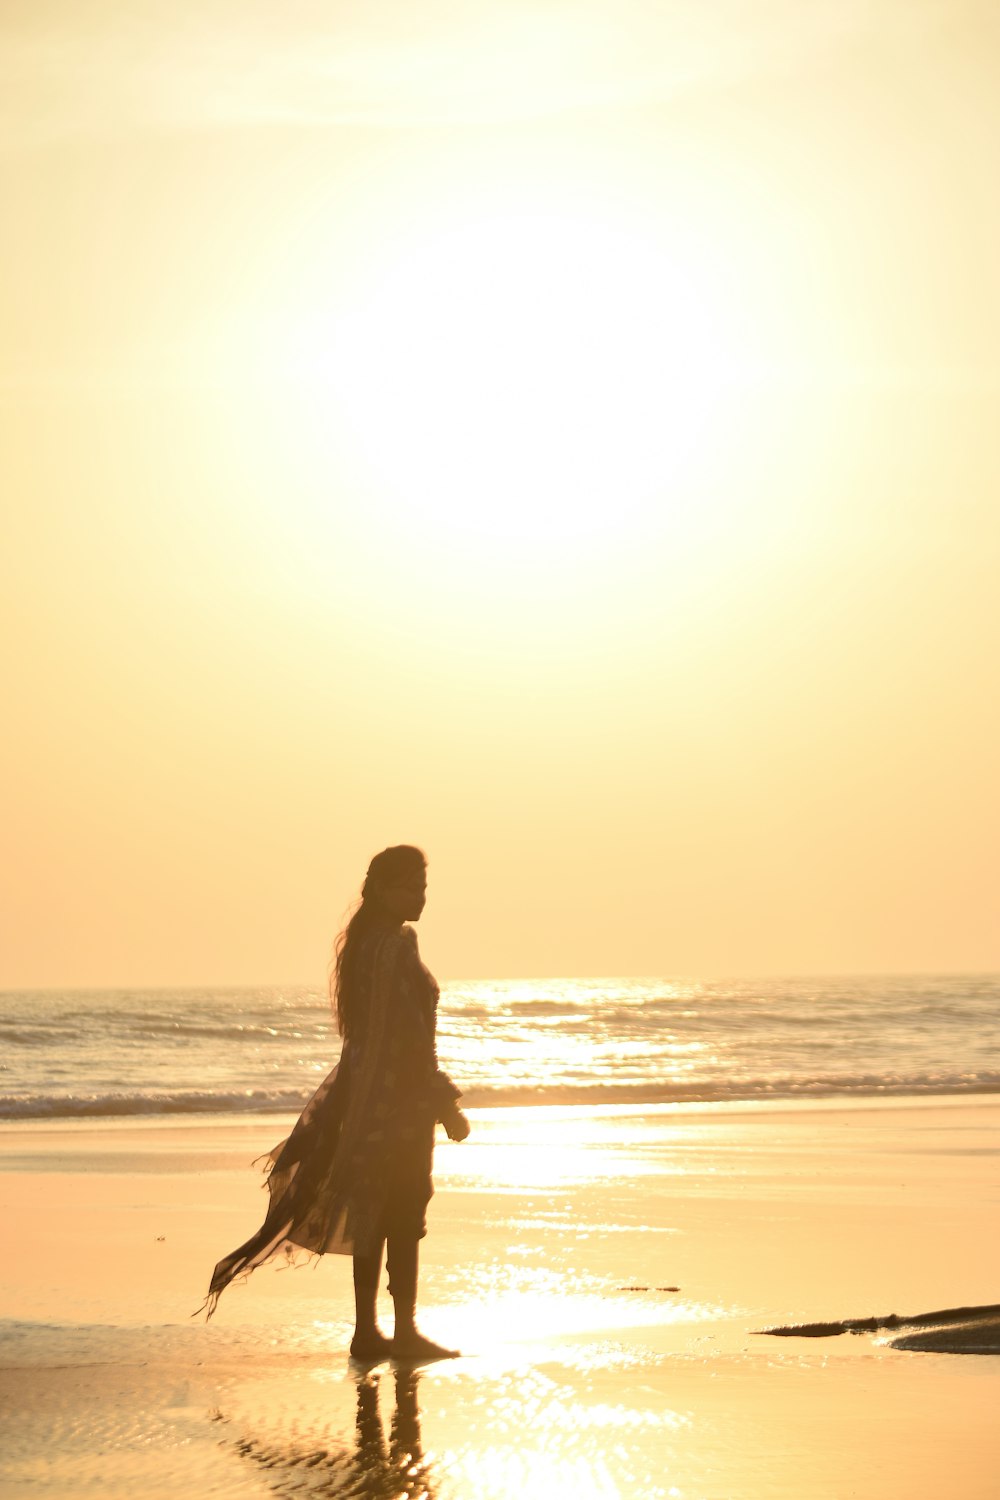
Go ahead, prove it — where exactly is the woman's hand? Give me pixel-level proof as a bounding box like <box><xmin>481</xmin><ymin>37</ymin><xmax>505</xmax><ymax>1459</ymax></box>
<box><xmin>440</xmin><ymin>1101</ymin><xmax>471</xmax><ymax>1142</ymax></box>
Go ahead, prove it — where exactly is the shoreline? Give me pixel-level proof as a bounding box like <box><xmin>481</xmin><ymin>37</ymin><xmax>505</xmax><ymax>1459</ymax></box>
<box><xmin>4</xmin><ymin>1085</ymin><xmax>998</xmax><ymax>1133</ymax></box>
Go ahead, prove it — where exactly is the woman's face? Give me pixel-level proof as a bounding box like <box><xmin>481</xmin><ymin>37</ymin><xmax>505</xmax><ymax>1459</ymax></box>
<box><xmin>379</xmin><ymin>866</ymin><xmax>428</xmax><ymax>922</ymax></box>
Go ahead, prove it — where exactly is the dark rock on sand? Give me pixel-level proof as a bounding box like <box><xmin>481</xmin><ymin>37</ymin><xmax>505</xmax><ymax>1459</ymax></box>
<box><xmin>754</xmin><ymin>1302</ymin><xmax>1000</xmax><ymax>1354</ymax></box>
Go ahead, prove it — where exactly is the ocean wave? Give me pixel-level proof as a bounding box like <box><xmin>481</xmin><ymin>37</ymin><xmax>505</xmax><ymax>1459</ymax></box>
<box><xmin>0</xmin><ymin>1088</ymin><xmax>313</xmax><ymax>1120</ymax></box>
<box><xmin>0</xmin><ymin>1027</ymin><xmax>61</xmax><ymax>1047</ymax></box>
<box><xmin>4</xmin><ymin>1072</ymin><xmax>1000</xmax><ymax>1120</ymax></box>
<box><xmin>117</xmin><ymin>1020</ymin><xmax>326</xmax><ymax>1042</ymax></box>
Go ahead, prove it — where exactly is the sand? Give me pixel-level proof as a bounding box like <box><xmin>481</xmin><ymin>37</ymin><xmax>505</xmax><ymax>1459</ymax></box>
<box><xmin>1</xmin><ymin>1097</ymin><xmax>999</xmax><ymax>1498</ymax></box>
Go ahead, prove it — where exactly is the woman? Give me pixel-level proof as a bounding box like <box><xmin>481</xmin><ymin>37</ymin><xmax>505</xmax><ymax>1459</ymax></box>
<box><xmin>202</xmin><ymin>845</ymin><xmax>469</xmax><ymax>1360</ymax></box>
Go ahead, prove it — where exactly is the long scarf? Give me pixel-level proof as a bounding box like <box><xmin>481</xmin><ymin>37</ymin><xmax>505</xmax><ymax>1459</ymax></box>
<box><xmin>200</xmin><ymin>928</ymin><xmax>405</xmax><ymax>1318</ymax></box>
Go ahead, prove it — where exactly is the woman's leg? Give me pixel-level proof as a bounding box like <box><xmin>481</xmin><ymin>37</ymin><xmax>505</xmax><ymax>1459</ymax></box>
<box><xmin>351</xmin><ymin>1240</ymin><xmax>393</xmax><ymax>1358</ymax></box>
<box><xmin>385</xmin><ymin>1232</ymin><xmax>417</xmax><ymax>1339</ymax></box>
<box><xmin>386</xmin><ymin>1233</ymin><xmax>458</xmax><ymax>1359</ymax></box>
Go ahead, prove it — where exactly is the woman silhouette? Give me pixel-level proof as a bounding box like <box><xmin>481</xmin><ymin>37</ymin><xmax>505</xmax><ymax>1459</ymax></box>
<box><xmin>202</xmin><ymin>845</ymin><xmax>469</xmax><ymax>1359</ymax></box>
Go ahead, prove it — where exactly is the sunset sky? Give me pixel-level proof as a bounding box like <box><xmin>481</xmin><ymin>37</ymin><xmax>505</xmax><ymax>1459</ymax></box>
<box><xmin>3</xmin><ymin>0</ymin><xmax>998</xmax><ymax>986</ymax></box>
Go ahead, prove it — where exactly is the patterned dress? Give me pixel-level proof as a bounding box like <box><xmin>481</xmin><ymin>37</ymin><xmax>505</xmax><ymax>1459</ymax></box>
<box><xmin>203</xmin><ymin>924</ymin><xmax>461</xmax><ymax>1316</ymax></box>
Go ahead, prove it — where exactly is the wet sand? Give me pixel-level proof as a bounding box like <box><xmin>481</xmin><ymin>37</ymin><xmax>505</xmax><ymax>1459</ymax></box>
<box><xmin>2</xmin><ymin>1098</ymin><xmax>999</xmax><ymax>1498</ymax></box>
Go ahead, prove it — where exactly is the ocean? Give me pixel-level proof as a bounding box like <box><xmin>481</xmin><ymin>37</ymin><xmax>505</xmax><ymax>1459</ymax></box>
<box><xmin>1</xmin><ymin>973</ymin><xmax>997</xmax><ymax>1121</ymax></box>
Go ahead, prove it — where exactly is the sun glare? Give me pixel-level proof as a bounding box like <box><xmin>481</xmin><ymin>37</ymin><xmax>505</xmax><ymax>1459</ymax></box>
<box><xmin>279</xmin><ymin>198</ymin><xmax>757</xmax><ymax>570</ymax></box>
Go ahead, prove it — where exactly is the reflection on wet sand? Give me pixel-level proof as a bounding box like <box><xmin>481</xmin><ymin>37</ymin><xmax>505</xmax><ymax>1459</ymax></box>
<box><xmin>215</xmin><ymin>1367</ymin><xmax>438</xmax><ymax>1499</ymax></box>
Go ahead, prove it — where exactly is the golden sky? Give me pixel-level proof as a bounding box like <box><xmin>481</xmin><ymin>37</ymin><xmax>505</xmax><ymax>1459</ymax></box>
<box><xmin>3</xmin><ymin>1</ymin><xmax>998</xmax><ymax>985</ymax></box>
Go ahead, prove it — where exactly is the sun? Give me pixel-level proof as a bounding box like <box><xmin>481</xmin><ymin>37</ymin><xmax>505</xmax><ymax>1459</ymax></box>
<box><xmin>283</xmin><ymin>197</ymin><xmax>754</xmax><ymax>568</ymax></box>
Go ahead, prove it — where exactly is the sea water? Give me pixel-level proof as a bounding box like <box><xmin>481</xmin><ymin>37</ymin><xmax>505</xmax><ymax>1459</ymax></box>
<box><xmin>1</xmin><ymin>973</ymin><xmax>997</xmax><ymax>1120</ymax></box>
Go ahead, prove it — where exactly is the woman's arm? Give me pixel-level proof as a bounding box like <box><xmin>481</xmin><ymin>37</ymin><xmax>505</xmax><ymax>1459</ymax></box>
<box><xmin>390</xmin><ymin>932</ymin><xmax>468</xmax><ymax>1134</ymax></box>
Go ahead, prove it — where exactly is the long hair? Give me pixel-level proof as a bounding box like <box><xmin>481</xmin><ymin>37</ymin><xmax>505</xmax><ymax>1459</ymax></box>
<box><xmin>331</xmin><ymin>845</ymin><xmax>426</xmax><ymax>1039</ymax></box>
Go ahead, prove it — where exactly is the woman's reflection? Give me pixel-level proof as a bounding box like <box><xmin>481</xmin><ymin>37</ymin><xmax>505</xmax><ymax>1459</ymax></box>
<box><xmin>214</xmin><ymin>1367</ymin><xmax>439</xmax><ymax>1499</ymax></box>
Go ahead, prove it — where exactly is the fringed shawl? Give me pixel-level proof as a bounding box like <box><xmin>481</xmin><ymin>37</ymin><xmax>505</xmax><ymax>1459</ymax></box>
<box><xmin>201</xmin><ymin>925</ymin><xmax>458</xmax><ymax>1318</ymax></box>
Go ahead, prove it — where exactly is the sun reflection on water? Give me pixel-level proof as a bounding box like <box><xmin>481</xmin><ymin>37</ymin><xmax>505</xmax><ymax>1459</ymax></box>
<box><xmin>436</xmin><ymin>1104</ymin><xmax>710</xmax><ymax>1195</ymax></box>
<box><xmin>214</xmin><ymin>1358</ymin><xmax>692</xmax><ymax>1500</ymax></box>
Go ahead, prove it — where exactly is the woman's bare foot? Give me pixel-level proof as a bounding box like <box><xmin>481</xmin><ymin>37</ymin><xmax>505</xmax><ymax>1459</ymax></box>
<box><xmin>349</xmin><ymin>1329</ymin><xmax>394</xmax><ymax>1361</ymax></box>
<box><xmin>391</xmin><ymin>1330</ymin><xmax>460</xmax><ymax>1362</ymax></box>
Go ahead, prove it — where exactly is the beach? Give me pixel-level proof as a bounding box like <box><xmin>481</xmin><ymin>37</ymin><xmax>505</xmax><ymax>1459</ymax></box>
<box><xmin>7</xmin><ymin>0</ymin><xmax>1000</xmax><ymax>1483</ymax></box>
<box><xmin>2</xmin><ymin>1096</ymin><xmax>998</xmax><ymax>1498</ymax></box>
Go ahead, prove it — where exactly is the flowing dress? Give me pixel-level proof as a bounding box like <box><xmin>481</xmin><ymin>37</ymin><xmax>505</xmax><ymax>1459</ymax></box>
<box><xmin>203</xmin><ymin>924</ymin><xmax>461</xmax><ymax>1317</ymax></box>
